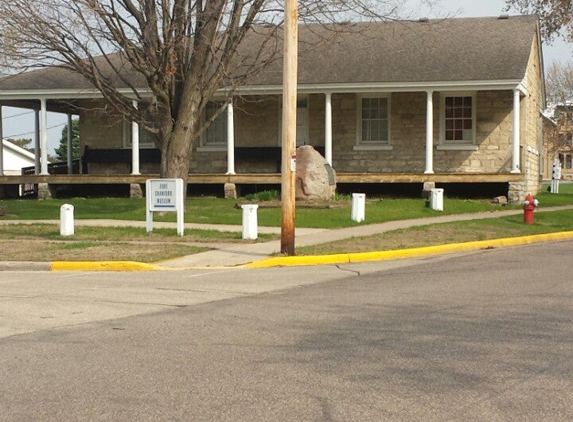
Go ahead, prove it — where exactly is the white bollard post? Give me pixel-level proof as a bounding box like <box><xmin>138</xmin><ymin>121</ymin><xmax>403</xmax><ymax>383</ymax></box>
<box><xmin>551</xmin><ymin>160</ymin><xmax>561</xmax><ymax>194</ymax></box>
<box><xmin>430</xmin><ymin>188</ymin><xmax>444</xmax><ymax>211</ymax></box>
<box><xmin>241</xmin><ymin>204</ymin><xmax>259</xmax><ymax>240</ymax></box>
<box><xmin>351</xmin><ymin>193</ymin><xmax>366</xmax><ymax>222</ymax></box>
<box><xmin>60</xmin><ymin>204</ymin><xmax>74</xmax><ymax>236</ymax></box>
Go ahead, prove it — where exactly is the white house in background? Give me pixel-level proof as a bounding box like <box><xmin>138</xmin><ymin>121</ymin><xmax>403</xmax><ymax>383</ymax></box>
<box><xmin>2</xmin><ymin>139</ymin><xmax>36</xmax><ymax>196</ymax></box>
<box><xmin>2</xmin><ymin>139</ymin><xmax>35</xmax><ymax>176</ymax></box>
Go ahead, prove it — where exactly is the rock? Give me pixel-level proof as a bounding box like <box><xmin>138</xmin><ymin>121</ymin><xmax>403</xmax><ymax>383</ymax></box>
<box><xmin>295</xmin><ymin>145</ymin><xmax>336</xmax><ymax>200</ymax></box>
<box><xmin>493</xmin><ymin>195</ymin><xmax>508</xmax><ymax>205</ymax></box>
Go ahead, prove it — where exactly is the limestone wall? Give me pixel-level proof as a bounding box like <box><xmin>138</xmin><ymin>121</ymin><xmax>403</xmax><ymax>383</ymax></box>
<box><xmin>509</xmin><ymin>35</ymin><xmax>544</xmax><ymax>202</ymax></box>
<box><xmin>78</xmin><ymin>100</ymin><xmax>123</xmax><ymax>150</ymax></box>
<box><xmin>320</xmin><ymin>91</ymin><xmax>516</xmax><ymax>175</ymax></box>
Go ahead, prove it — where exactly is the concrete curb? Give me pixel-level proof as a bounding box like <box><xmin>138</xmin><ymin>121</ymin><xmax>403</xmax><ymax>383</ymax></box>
<box><xmin>2</xmin><ymin>232</ymin><xmax>573</xmax><ymax>272</ymax></box>
<box><xmin>0</xmin><ymin>261</ymin><xmax>52</xmax><ymax>271</ymax></box>
<box><xmin>51</xmin><ymin>261</ymin><xmax>162</xmax><ymax>272</ymax></box>
<box><xmin>244</xmin><ymin>231</ymin><xmax>573</xmax><ymax>269</ymax></box>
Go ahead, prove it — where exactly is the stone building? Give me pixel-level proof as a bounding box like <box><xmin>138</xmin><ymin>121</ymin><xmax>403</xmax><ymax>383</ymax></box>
<box><xmin>0</xmin><ymin>15</ymin><xmax>545</xmax><ymax>201</ymax></box>
<box><xmin>542</xmin><ymin>105</ymin><xmax>573</xmax><ymax>181</ymax></box>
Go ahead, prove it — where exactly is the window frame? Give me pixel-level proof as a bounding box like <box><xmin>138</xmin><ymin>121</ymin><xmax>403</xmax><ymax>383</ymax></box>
<box><xmin>438</xmin><ymin>92</ymin><xmax>477</xmax><ymax>150</ymax></box>
<box><xmin>355</xmin><ymin>93</ymin><xmax>392</xmax><ymax>150</ymax></box>
<box><xmin>123</xmin><ymin>120</ymin><xmax>156</xmax><ymax>149</ymax></box>
<box><xmin>200</xmin><ymin>101</ymin><xmax>228</xmax><ymax>148</ymax></box>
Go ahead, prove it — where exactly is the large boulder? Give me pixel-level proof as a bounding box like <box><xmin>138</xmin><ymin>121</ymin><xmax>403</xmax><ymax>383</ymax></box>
<box><xmin>295</xmin><ymin>145</ymin><xmax>336</xmax><ymax>200</ymax></box>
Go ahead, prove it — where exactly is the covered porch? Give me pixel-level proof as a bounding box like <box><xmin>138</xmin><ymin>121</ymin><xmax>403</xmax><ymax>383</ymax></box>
<box><xmin>0</xmin><ymin>172</ymin><xmax>522</xmax><ymax>200</ymax></box>
<box><xmin>0</xmin><ymin>86</ymin><xmax>527</xmax><ymax>197</ymax></box>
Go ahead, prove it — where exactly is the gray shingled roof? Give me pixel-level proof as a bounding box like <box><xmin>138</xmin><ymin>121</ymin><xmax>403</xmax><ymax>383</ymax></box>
<box><xmin>0</xmin><ymin>15</ymin><xmax>539</xmax><ymax>93</ymax></box>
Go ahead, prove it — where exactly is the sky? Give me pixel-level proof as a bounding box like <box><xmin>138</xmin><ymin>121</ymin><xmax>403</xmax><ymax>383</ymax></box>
<box><xmin>2</xmin><ymin>0</ymin><xmax>572</xmax><ymax>155</ymax></box>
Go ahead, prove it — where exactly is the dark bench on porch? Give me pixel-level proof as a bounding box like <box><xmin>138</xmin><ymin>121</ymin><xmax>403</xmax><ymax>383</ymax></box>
<box><xmin>81</xmin><ymin>145</ymin><xmax>326</xmax><ymax>174</ymax></box>
<box><xmin>81</xmin><ymin>146</ymin><xmax>161</xmax><ymax>174</ymax></box>
<box><xmin>233</xmin><ymin>145</ymin><xmax>325</xmax><ymax>172</ymax></box>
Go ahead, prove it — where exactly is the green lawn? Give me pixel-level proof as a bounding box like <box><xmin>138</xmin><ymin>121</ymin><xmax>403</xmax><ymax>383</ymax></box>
<box><xmin>1</xmin><ymin>183</ymin><xmax>572</xmax><ymax>229</ymax></box>
<box><xmin>0</xmin><ymin>184</ymin><xmax>572</xmax><ymax>261</ymax></box>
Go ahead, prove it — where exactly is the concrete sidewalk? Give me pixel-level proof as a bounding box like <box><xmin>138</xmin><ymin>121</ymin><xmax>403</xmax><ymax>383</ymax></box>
<box><xmin>160</xmin><ymin>206</ymin><xmax>573</xmax><ymax>269</ymax></box>
<box><xmin>2</xmin><ymin>205</ymin><xmax>573</xmax><ymax>271</ymax></box>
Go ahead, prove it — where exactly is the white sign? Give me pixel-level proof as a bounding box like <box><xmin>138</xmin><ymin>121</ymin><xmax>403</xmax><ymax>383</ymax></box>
<box><xmin>146</xmin><ymin>178</ymin><xmax>185</xmax><ymax>236</ymax></box>
<box><xmin>149</xmin><ymin>179</ymin><xmax>178</xmax><ymax>211</ymax></box>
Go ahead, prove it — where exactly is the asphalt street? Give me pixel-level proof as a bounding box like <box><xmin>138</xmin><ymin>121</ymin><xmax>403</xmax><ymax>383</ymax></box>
<box><xmin>1</xmin><ymin>240</ymin><xmax>573</xmax><ymax>421</ymax></box>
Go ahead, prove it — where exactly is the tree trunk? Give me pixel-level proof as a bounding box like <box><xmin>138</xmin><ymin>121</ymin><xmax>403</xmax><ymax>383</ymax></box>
<box><xmin>160</xmin><ymin>100</ymin><xmax>200</xmax><ymax>189</ymax></box>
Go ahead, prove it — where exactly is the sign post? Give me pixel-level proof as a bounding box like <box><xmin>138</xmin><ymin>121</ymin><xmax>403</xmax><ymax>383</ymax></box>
<box><xmin>551</xmin><ymin>159</ymin><xmax>561</xmax><ymax>194</ymax></box>
<box><xmin>146</xmin><ymin>178</ymin><xmax>185</xmax><ymax>236</ymax></box>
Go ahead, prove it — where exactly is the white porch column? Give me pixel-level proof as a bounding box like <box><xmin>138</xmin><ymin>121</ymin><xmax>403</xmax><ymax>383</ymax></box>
<box><xmin>0</xmin><ymin>106</ymin><xmax>4</xmax><ymax>175</ymax></box>
<box><xmin>226</xmin><ymin>101</ymin><xmax>235</xmax><ymax>174</ymax></box>
<box><xmin>34</xmin><ymin>110</ymin><xmax>40</xmax><ymax>174</ymax></box>
<box><xmin>424</xmin><ymin>90</ymin><xmax>434</xmax><ymax>174</ymax></box>
<box><xmin>325</xmin><ymin>92</ymin><xmax>333</xmax><ymax>166</ymax></box>
<box><xmin>39</xmin><ymin>98</ymin><xmax>49</xmax><ymax>175</ymax></box>
<box><xmin>511</xmin><ymin>88</ymin><xmax>521</xmax><ymax>173</ymax></box>
<box><xmin>131</xmin><ymin>100</ymin><xmax>140</xmax><ymax>175</ymax></box>
<box><xmin>67</xmin><ymin>114</ymin><xmax>73</xmax><ymax>174</ymax></box>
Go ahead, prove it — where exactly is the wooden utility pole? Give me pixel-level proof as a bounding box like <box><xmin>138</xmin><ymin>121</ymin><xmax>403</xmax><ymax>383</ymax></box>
<box><xmin>280</xmin><ymin>0</ymin><xmax>298</xmax><ymax>255</ymax></box>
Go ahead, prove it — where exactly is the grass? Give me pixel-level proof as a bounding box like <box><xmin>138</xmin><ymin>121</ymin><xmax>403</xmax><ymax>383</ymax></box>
<box><xmin>0</xmin><ymin>183</ymin><xmax>572</xmax><ymax>262</ymax></box>
<box><xmin>296</xmin><ymin>209</ymin><xmax>573</xmax><ymax>255</ymax></box>
<box><xmin>0</xmin><ymin>223</ymin><xmax>276</xmax><ymax>262</ymax></box>
<box><xmin>0</xmin><ymin>239</ymin><xmax>204</xmax><ymax>263</ymax></box>
<box><xmin>0</xmin><ymin>223</ymin><xmax>275</xmax><ymax>243</ymax></box>
<box><xmin>0</xmin><ymin>190</ymin><xmax>552</xmax><ymax>228</ymax></box>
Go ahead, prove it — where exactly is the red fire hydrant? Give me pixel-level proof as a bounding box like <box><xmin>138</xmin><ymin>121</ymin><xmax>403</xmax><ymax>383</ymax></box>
<box><xmin>523</xmin><ymin>194</ymin><xmax>539</xmax><ymax>224</ymax></box>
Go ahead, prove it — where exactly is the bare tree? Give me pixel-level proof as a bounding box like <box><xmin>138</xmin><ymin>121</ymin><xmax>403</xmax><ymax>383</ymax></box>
<box><xmin>545</xmin><ymin>61</ymin><xmax>573</xmax><ymax>161</ymax></box>
<box><xmin>0</xmin><ymin>0</ymin><xmax>405</xmax><ymax>183</ymax></box>
<box><xmin>505</xmin><ymin>0</ymin><xmax>573</xmax><ymax>42</ymax></box>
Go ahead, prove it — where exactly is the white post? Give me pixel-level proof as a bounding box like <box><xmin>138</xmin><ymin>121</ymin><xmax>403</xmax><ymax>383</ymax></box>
<box><xmin>325</xmin><ymin>92</ymin><xmax>333</xmax><ymax>165</ymax></box>
<box><xmin>351</xmin><ymin>193</ymin><xmax>366</xmax><ymax>223</ymax></box>
<box><xmin>39</xmin><ymin>98</ymin><xmax>49</xmax><ymax>175</ymax></box>
<box><xmin>424</xmin><ymin>90</ymin><xmax>434</xmax><ymax>174</ymax></box>
<box><xmin>226</xmin><ymin>101</ymin><xmax>236</xmax><ymax>174</ymax></box>
<box><xmin>67</xmin><ymin>114</ymin><xmax>73</xmax><ymax>174</ymax></box>
<box><xmin>241</xmin><ymin>204</ymin><xmax>259</xmax><ymax>240</ymax></box>
<box><xmin>131</xmin><ymin>100</ymin><xmax>140</xmax><ymax>175</ymax></box>
<box><xmin>60</xmin><ymin>203</ymin><xmax>75</xmax><ymax>236</ymax></box>
<box><xmin>34</xmin><ymin>110</ymin><xmax>40</xmax><ymax>174</ymax></box>
<box><xmin>511</xmin><ymin>88</ymin><xmax>521</xmax><ymax>174</ymax></box>
<box><xmin>0</xmin><ymin>106</ymin><xmax>4</xmax><ymax>175</ymax></box>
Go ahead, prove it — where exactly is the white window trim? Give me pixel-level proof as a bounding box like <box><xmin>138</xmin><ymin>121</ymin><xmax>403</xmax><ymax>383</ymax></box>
<box><xmin>353</xmin><ymin>145</ymin><xmax>393</xmax><ymax>151</ymax></box>
<box><xmin>200</xmin><ymin>101</ymin><xmax>228</xmax><ymax>147</ymax></box>
<box><xmin>439</xmin><ymin>91</ymin><xmax>477</xmax><ymax>149</ymax></box>
<box><xmin>196</xmin><ymin>146</ymin><xmax>227</xmax><ymax>152</ymax></box>
<box><xmin>123</xmin><ymin>120</ymin><xmax>155</xmax><ymax>149</ymax></box>
<box><xmin>437</xmin><ymin>145</ymin><xmax>479</xmax><ymax>151</ymax></box>
<box><xmin>356</xmin><ymin>93</ymin><xmax>391</xmax><ymax>147</ymax></box>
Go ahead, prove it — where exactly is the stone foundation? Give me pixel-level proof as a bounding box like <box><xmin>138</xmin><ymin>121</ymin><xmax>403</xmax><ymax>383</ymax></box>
<box><xmin>130</xmin><ymin>183</ymin><xmax>143</xmax><ymax>199</ymax></box>
<box><xmin>224</xmin><ymin>183</ymin><xmax>238</xmax><ymax>199</ymax></box>
<box><xmin>37</xmin><ymin>183</ymin><xmax>52</xmax><ymax>200</ymax></box>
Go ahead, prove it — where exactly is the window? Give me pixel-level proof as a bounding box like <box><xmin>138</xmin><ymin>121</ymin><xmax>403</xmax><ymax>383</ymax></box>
<box><xmin>203</xmin><ymin>101</ymin><xmax>228</xmax><ymax>146</ymax></box>
<box><xmin>123</xmin><ymin>121</ymin><xmax>155</xmax><ymax>148</ymax></box>
<box><xmin>441</xmin><ymin>94</ymin><xmax>475</xmax><ymax>146</ymax></box>
<box><xmin>358</xmin><ymin>95</ymin><xmax>390</xmax><ymax>145</ymax></box>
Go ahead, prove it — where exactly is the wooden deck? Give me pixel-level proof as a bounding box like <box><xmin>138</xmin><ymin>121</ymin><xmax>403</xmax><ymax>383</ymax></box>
<box><xmin>0</xmin><ymin>172</ymin><xmax>522</xmax><ymax>185</ymax></box>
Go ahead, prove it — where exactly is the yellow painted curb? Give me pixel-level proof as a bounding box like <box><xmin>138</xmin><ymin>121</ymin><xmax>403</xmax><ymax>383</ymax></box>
<box><xmin>245</xmin><ymin>231</ymin><xmax>573</xmax><ymax>269</ymax></box>
<box><xmin>51</xmin><ymin>261</ymin><xmax>161</xmax><ymax>272</ymax></box>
